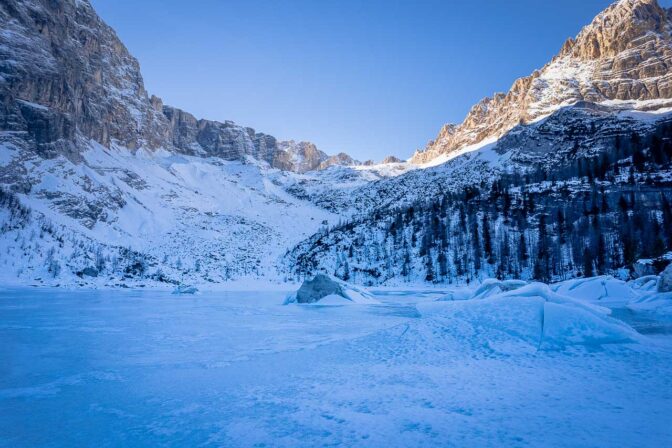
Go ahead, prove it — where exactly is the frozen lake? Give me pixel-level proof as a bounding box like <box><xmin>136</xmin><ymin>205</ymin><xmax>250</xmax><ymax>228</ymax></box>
<box><xmin>1</xmin><ymin>287</ymin><xmax>672</xmax><ymax>447</ymax></box>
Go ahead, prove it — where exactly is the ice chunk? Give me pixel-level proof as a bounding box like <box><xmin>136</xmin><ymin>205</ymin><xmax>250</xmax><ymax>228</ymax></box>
<box><xmin>437</xmin><ymin>279</ymin><xmax>527</xmax><ymax>302</ymax></box>
<box><xmin>418</xmin><ymin>281</ymin><xmax>639</xmax><ymax>352</ymax></box>
<box><xmin>470</xmin><ymin>278</ymin><xmax>528</xmax><ymax>300</ymax></box>
<box><xmin>552</xmin><ymin>276</ymin><xmax>638</xmax><ymax>306</ymax></box>
<box><xmin>541</xmin><ymin>301</ymin><xmax>637</xmax><ymax>348</ymax></box>
<box><xmin>629</xmin><ymin>275</ymin><xmax>659</xmax><ymax>292</ymax></box>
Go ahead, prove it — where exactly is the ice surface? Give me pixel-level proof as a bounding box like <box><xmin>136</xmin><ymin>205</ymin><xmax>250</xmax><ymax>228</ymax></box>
<box><xmin>1</xmin><ymin>286</ymin><xmax>671</xmax><ymax>447</ymax></box>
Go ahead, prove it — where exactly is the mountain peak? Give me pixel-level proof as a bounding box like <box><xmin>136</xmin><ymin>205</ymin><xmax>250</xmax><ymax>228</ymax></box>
<box><xmin>411</xmin><ymin>0</ymin><xmax>672</xmax><ymax>165</ymax></box>
<box><xmin>560</xmin><ymin>0</ymin><xmax>669</xmax><ymax>60</ymax></box>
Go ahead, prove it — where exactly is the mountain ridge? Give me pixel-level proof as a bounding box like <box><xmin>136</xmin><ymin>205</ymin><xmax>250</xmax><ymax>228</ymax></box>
<box><xmin>0</xmin><ymin>0</ymin><xmax>360</xmax><ymax>173</ymax></box>
<box><xmin>411</xmin><ymin>0</ymin><xmax>672</xmax><ymax>165</ymax></box>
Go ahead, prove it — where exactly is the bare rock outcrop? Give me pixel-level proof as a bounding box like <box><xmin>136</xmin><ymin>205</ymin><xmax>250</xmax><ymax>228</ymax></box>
<box><xmin>0</xmin><ymin>0</ymin><xmax>171</xmax><ymax>154</ymax></box>
<box><xmin>382</xmin><ymin>156</ymin><xmax>403</xmax><ymax>164</ymax></box>
<box><xmin>0</xmin><ymin>0</ymin><xmax>356</xmax><ymax>173</ymax></box>
<box><xmin>274</xmin><ymin>140</ymin><xmax>329</xmax><ymax>173</ymax></box>
<box><xmin>658</xmin><ymin>263</ymin><xmax>672</xmax><ymax>292</ymax></box>
<box><xmin>319</xmin><ymin>152</ymin><xmax>361</xmax><ymax>170</ymax></box>
<box><xmin>412</xmin><ymin>0</ymin><xmax>672</xmax><ymax>165</ymax></box>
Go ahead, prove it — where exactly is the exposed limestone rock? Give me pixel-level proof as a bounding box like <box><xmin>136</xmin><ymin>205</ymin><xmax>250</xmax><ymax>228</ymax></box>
<box><xmin>275</xmin><ymin>141</ymin><xmax>328</xmax><ymax>173</ymax></box>
<box><xmin>319</xmin><ymin>152</ymin><xmax>360</xmax><ymax>170</ymax></box>
<box><xmin>0</xmin><ymin>0</ymin><xmax>171</xmax><ymax>153</ymax></box>
<box><xmin>0</xmin><ymin>0</ymin><xmax>355</xmax><ymax>173</ymax></box>
<box><xmin>634</xmin><ymin>259</ymin><xmax>658</xmax><ymax>278</ymax></box>
<box><xmin>412</xmin><ymin>0</ymin><xmax>672</xmax><ymax>165</ymax></box>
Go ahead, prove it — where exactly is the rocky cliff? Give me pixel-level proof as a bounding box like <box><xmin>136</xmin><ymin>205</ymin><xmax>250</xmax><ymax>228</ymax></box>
<box><xmin>411</xmin><ymin>0</ymin><xmax>672</xmax><ymax>164</ymax></box>
<box><xmin>0</xmin><ymin>0</ymin><xmax>170</xmax><ymax>157</ymax></box>
<box><xmin>0</xmin><ymin>0</ymin><xmax>355</xmax><ymax>172</ymax></box>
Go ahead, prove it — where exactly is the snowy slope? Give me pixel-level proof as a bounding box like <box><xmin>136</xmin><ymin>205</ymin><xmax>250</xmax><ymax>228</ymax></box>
<box><xmin>0</xmin><ymin>137</ymin><xmax>341</xmax><ymax>286</ymax></box>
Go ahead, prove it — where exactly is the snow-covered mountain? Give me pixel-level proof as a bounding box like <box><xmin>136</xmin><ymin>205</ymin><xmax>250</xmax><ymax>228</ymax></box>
<box><xmin>1</xmin><ymin>0</ymin><xmax>672</xmax><ymax>287</ymax></box>
<box><xmin>411</xmin><ymin>0</ymin><xmax>672</xmax><ymax>165</ymax></box>
<box><xmin>0</xmin><ymin>0</ymin><xmax>381</xmax><ymax>286</ymax></box>
<box><xmin>285</xmin><ymin>0</ymin><xmax>672</xmax><ymax>285</ymax></box>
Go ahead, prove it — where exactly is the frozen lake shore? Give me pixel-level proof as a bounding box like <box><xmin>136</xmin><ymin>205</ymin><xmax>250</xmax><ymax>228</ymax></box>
<box><xmin>1</xmin><ymin>286</ymin><xmax>671</xmax><ymax>447</ymax></box>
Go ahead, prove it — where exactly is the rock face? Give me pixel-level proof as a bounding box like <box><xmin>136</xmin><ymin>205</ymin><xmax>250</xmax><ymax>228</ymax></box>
<box><xmin>0</xmin><ymin>0</ymin><xmax>170</xmax><ymax>156</ymax></box>
<box><xmin>295</xmin><ymin>274</ymin><xmax>347</xmax><ymax>304</ymax></box>
<box><xmin>162</xmin><ymin>104</ymin><xmax>282</xmax><ymax>164</ymax></box>
<box><xmin>411</xmin><ymin>0</ymin><xmax>672</xmax><ymax>165</ymax></box>
<box><xmin>0</xmin><ymin>0</ymin><xmax>355</xmax><ymax>172</ymax></box>
<box><xmin>382</xmin><ymin>156</ymin><xmax>403</xmax><ymax>164</ymax></box>
<box><xmin>274</xmin><ymin>141</ymin><xmax>329</xmax><ymax>173</ymax></box>
<box><xmin>319</xmin><ymin>153</ymin><xmax>361</xmax><ymax>170</ymax></box>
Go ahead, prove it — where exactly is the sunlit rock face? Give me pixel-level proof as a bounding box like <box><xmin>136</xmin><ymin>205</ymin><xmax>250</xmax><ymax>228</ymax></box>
<box><xmin>412</xmin><ymin>0</ymin><xmax>672</xmax><ymax>165</ymax></box>
<box><xmin>0</xmin><ymin>0</ymin><xmax>173</xmax><ymax>156</ymax></box>
<box><xmin>0</xmin><ymin>0</ymin><xmax>356</xmax><ymax>172</ymax></box>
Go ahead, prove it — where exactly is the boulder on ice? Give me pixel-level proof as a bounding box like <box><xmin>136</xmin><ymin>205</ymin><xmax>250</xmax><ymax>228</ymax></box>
<box><xmin>634</xmin><ymin>259</ymin><xmax>658</xmax><ymax>278</ymax></box>
<box><xmin>658</xmin><ymin>264</ymin><xmax>672</xmax><ymax>293</ymax></box>
<box><xmin>172</xmin><ymin>284</ymin><xmax>199</xmax><ymax>295</ymax></box>
<box><xmin>285</xmin><ymin>274</ymin><xmax>379</xmax><ymax>305</ymax></box>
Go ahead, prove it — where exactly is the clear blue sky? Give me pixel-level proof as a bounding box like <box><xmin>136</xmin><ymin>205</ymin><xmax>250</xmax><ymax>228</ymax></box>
<box><xmin>90</xmin><ymin>0</ymin><xmax>672</xmax><ymax>161</ymax></box>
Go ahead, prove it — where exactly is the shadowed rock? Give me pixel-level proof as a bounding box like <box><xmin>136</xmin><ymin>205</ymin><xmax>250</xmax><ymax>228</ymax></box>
<box><xmin>296</xmin><ymin>274</ymin><xmax>347</xmax><ymax>304</ymax></box>
<box><xmin>658</xmin><ymin>264</ymin><xmax>672</xmax><ymax>292</ymax></box>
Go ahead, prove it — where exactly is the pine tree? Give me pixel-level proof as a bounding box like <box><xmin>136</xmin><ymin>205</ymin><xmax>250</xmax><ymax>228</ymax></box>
<box><xmin>437</xmin><ymin>246</ymin><xmax>448</xmax><ymax>278</ymax></box>
<box><xmin>482</xmin><ymin>213</ymin><xmax>494</xmax><ymax>264</ymax></box>
<box><xmin>342</xmin><ymin>259</ymin><xmax>350</xmax><ymax>281</ymax></box>
<box><xmin>583</xmin><ymin>247</ymin><xmax>594</xmax><ymax>278</ymax></box>
<box><xmin>518</xmin><ymin>233</ymin><xmax>528</xmax><ymax>263</ymax></box>
<box><xmin>534</xmin><ymin>214</ymin><xmax>550</xmax><ymax>282</ymax></box>
<box><xmin>425</xmin><ymin>250</ymin><xmax>435</xmax><ymax>283</ymax></box>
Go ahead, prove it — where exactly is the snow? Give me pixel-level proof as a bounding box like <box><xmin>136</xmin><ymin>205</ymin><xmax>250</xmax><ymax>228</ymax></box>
<box><xmin>1</xmin><ymin>284</ymin><xmax>671</xmax><ymax>446</ymax></box>
<box><xmin>307</xmin><ymin>293</ymin><xmax>352</xmax><ymax>305</ymax></box>
<box><xmin>0</xmin><ymin>140</ymin><xmax>341</xmax><ymax>285</ymax></box>
<box><xmin>627</xmin><ymin>291</ymin><xmax>672</xmax><ymax>315</ymax></box>
<box><xmin>15</xmin><ymin>99</ymin><xmax>49</xmax><ymax>111</ymax></box>
<box><xmin>417</xmin><ymin>138</ymin><xmax>499</xmax><ymax>169</ymax></box>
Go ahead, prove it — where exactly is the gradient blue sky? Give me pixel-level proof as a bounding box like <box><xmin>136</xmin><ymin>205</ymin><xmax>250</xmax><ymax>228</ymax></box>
<box><xmin>90</xmin><ymin>0</ymin><xmax>672</xmax><ymax>161</ymax></box>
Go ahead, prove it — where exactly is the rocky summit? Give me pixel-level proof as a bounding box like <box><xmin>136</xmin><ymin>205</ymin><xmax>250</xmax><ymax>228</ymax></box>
<box><xmin>411</xmin><ymin>0</ymin><xmax>672</xmax><ymax>165</ymax></box>
<box><xmin>0</xmin><ymin>0</ymin><xmax>356</xmax><ymax>172</ymax></box>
